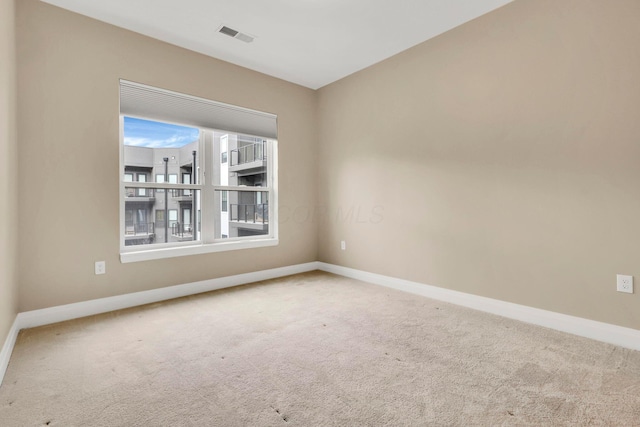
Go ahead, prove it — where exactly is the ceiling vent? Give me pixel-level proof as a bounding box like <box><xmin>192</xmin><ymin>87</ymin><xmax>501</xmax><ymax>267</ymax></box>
<box><xmin>218</xmin><ymin>25</ymin><xmax>254</xmax><ymax>43</ymax></box>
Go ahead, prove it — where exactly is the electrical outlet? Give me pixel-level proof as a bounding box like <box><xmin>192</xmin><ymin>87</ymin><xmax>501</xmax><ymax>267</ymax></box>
<box><xmin>95</xmin><ymin>261</ymin><xmax>106</xmax><ymax>275</ymax></box>
<box><xmin>616</xmin><ymin>274</ymin><xmax>633</xmax><ymax>294</ymax></box>
<box><xmin>341</xmin><ymin>240</ymin><xmax>346</xmax><ymax>251</ymax></box>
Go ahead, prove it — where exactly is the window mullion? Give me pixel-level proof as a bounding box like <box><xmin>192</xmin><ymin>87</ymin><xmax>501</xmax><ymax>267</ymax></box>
<box><xmin>201</xmin><ymin>130</ymin><xmax>217</xmax><ymax>244</ymax></box>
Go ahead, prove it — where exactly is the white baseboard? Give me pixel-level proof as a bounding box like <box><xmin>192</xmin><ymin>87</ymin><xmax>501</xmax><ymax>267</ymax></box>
<box><xmin>0</xmin><ymin>317</ymin><xmax>20</xmax><ymax>386</ymax></box>
<box><xmin>317</xmin><ymin>262</ymin><xmax>640</xmax><ymax>352</ymax></box>
<box><xmin>0</xmin><ymin>261</ymin><xmax>318</xmax><ymax>386</ymax></box>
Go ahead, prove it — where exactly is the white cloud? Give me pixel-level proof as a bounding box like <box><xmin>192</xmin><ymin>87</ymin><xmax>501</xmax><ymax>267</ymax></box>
<box><xmin>124</xmin><ymin>137</ymin><xmax>153</xmax><ymax>147</ymax></box>
<box><xmin>124</xmin><ymin>134</ymin><xmax>198</xmax><ymax>148</ymax></box>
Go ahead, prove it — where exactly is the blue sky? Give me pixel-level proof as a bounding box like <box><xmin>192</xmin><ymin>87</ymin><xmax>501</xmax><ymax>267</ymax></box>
<box><xmin>124</xmin><ymin>117</ymin><xmax>199</xmax><ymax>148</ymax></box>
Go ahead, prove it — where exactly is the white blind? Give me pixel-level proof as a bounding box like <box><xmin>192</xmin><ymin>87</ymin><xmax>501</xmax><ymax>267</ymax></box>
<box><xmin>119</xmin><ymin>80</ymin><xmax>278</xmax><ymax>139</ymax></box>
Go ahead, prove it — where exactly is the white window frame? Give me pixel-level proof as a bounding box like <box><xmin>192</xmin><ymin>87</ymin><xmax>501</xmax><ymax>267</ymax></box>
<box><xmin>168</xmin><ymin>209</ymin><xmax>178</xmax><ymax>226</ymax></box>
<box><xmin>155</xmin><ymin>174</ymin><xmax>165</xmax><ymax>193</ymax></box>
<box><xmin>182</xmin><ymin>207</ymin><xmax>191</xmax><ymax>226</ymax></box>
<box><xmin>182</xmin><ymin>173</ymin><xmax>191</xmax><ymax>196</ymax></box>
<box><xmin>137</xmin><ymin>173</ymin><xmax>147</xmax><ymax>196</ymax></box>
<box><xmin>119</xmin><ymin>118</ymin><xmax>278</xmax><ymax>263</ymax></box>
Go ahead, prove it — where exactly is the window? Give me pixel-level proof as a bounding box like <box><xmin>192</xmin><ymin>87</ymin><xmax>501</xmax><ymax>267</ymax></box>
<box><xmin>183</xmin><ymin>208</ymin><xmax>191</xmax><ymax>227</ymax></box>
<box><xmin>221</xmin><ymin>191</ymin><xmax>228</xmax><ymax>212</ymax></box>
<box><xmin>155</xmin><ymin>174</ymin><xmax>165</xmax><ymax>192</ymax></box>
<box><xmin>168</xmin><ymin>209</ymin><xmax>178</xmax><ymax>226</ymax></box>
<box><xmin>137</xmin><ymin>173</ymin><xmax>147</xmax><ymax>196</ymax></box>
<box><xmin>183</xmin><ymin>173</ymin><xmax>191</xmax><ymax>196</ymax></box>
<box><xmin>155</xmin><ymin>210</ymin><xmax>164</xmax><ymax>227</ymax></box>
<box><xmin>119</xmin><ymin>80</ymin><xmax>278</xmax><ymax>262</ymax></box>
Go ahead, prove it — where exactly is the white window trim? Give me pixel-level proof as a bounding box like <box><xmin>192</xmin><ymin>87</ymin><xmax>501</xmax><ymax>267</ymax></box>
<box><xmin>119</xmin><ymin>116</ymin><xmax>278</xmax><ymax>263</ymax></box>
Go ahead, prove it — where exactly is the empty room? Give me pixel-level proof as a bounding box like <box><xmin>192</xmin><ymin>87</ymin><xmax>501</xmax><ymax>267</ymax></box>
<box><xmin>1</xmin><ymin>0</ymin><xmax>640</xmax><ymax>425</ymax></box>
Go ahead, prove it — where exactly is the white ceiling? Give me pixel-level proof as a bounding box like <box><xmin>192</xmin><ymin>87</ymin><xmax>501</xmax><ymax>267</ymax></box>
<box><xmin>41</xmin><ymin>0</ymin><xmax>513</xmax><ymax>89</ymax></box>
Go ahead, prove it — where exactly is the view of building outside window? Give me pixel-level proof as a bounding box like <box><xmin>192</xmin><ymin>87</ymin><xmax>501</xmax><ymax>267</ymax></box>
<box><xmin>123</xmin><ymin>116</ymin><xmax>269</xmax><ymax>247</ymax></box>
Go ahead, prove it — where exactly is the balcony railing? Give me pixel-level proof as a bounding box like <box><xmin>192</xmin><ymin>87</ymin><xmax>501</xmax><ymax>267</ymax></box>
<box><xmin>170</xmin><ymin>189</ymin><xmax>193</xmax><ymax>199</ymax></box>
<box><xmin>230</xmin><ymin>204</ymin><xmax>268</xmax><ymax>223</ymax></box>
<box><xmin>230</xmin><ymin>141</ymin><xmax>266</xmax><ymax>166</ymax></box>
<box><xmin>126</xmin><ymin>188</ymin><xmax>155</xmax><ymax>198</ymax></box>
<box><xmin>171</xmin><ymin>222</ymin><xmax>193</xmax><ymax>238</ymax></box>
<box><xmin>125</xmin><ymin>222</ymin><xmax>155</xmax><ymax>235</ymax></box>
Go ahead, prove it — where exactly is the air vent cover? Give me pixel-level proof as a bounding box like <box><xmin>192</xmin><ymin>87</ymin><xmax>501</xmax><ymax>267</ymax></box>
<box><xmin>218</xmin><ymin>25</ymin><xmax>254</xmax><ymax>43</ymax></box>
<box><xmin>218</xmin><ymin>26</ymin><xmax>238</xmax><ymax>37</ymax></box>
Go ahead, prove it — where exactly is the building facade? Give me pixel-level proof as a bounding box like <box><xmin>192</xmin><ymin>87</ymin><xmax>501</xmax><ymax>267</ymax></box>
<box><xmin>123</xmin><ymin>130</ymin><xmax>268</xmax><ymax>246</ymax></box>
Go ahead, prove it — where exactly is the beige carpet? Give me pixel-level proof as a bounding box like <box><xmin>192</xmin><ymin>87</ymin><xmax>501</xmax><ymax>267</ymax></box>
<box><xmin>1</xmin><ymin>271</ymin><xmax>640</xmax><ymax>426</ymax></box>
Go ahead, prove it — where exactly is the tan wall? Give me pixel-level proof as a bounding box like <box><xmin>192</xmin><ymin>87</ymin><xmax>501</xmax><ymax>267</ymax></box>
<box><xmin>17</xmin><ymin>0</ymin><xmax>317</xmax><ymax>311</ymax></box>
<box><xmin>317</xmin><ymin>0</ymin><xmax>640</xmax><ymax>329</ymax></box>
<box><xmin>0</xmin><ymin>0</ymin><xmax>18</xmax><ymax>341</ymax></box>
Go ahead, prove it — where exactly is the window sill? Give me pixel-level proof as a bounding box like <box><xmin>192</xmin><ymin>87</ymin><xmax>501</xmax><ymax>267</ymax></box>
<box><xmin>120</xmin><ymin>238</ymin><xmax>279</xmax><ymax>263</ymax></box>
